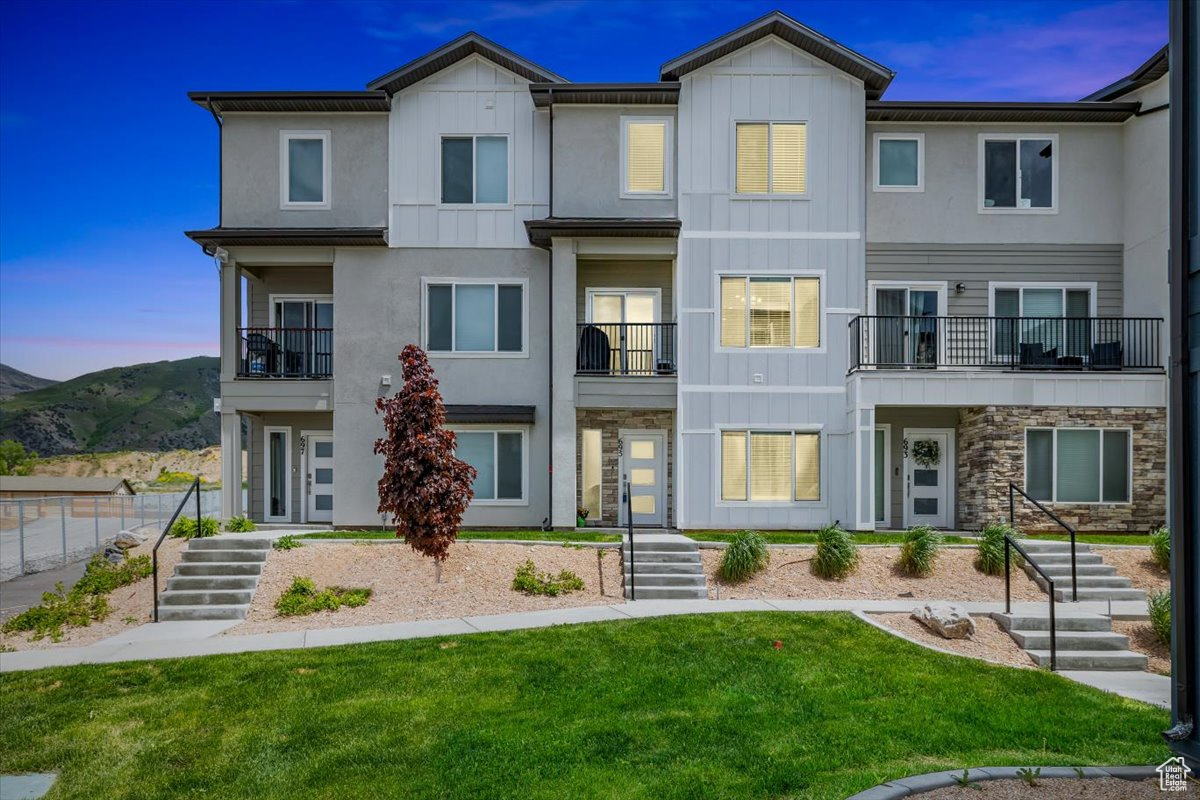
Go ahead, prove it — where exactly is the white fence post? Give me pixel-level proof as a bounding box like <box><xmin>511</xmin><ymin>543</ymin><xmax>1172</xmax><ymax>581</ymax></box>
<box><xmin>17</xmin><ymin>499</ymin><xmax>25</xmax><ymax>576</ymax></box>
<box><xmin>94</xmin><ymin>496</ymin><xmax>100</xmax><ymax>548</ymax></box>
<box><xmin>60</xmin><ymin>497</ymin><xmax>68</xmax><ymax>566</ymax></box>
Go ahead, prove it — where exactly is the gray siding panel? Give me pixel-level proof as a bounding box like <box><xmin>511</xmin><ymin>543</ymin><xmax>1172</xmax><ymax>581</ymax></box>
<box><xmin>246</xmin><ymin>266</ymin><xmax>334</xmax><ymax>327</ymax></box>
<box><xmin>576</xmin><ymin>260</ymin><xmax>674</xmax><ymax>321</ymax></box>
<box><xmin>866</xmin><ymin>243</ymin><xmax>1124</xmax><ymax>317</ymax></box>
<box><xmin>247</xmin><ymin>411</ymin><xmax>333</xmax><ymax>523</ymax></box>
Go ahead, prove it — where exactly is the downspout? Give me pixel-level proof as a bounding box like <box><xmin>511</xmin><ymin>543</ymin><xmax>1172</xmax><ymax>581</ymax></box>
<box><xmin>543</xmin><ymin>88</ymin><xmax>555</xmax><ymax>530</ymax></box>
<box><xmin>205</xmin><ymin>99</ymin><xmax>224</xmax><ymax>227</ymax></box>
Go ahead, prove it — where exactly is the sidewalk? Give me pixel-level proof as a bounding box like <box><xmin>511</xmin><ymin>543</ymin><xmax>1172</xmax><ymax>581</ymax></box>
<box><xmin>0</xmin><ymin>597</ymin><xmax>1169</xmax><ymax>708</ymax></box>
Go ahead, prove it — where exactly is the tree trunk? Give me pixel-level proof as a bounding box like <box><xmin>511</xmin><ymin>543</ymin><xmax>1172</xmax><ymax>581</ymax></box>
<box><xmin>597</xmin><ymin>549</ymin><xmax>605</xmax><ymax>597</ymax></box>
<box><xmin>435</xmin><ymin>560</ymin><xmax>443</xmax><ymax>584</ymax></box>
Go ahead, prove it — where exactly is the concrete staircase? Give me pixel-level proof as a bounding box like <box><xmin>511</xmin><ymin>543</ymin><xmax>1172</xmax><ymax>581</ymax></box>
<box><xmin>158</xmin><ymin>537</ymin><xmax>270</xmax><ymax>621</ymax></box>
<box><xmin>1019</xmin><ymin>539</ymin><xmax>1146</xmax><ymax>602</ymax></box>
<box><xmin>622</xmin><ymin>533</ymin><xmax>707</xmax><ymax>600</ymax></box>
<box><xmin>994</xmin><ymin>609</ymin><xmax>1148</xmax><ymax>671</ymax></box>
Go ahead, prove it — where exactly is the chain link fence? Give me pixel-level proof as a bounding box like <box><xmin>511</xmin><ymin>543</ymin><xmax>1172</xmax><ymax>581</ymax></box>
<box><xmin>0</xmin><ymin>490</ymin><xmax>224</xmax><ymax>581</ymax></box>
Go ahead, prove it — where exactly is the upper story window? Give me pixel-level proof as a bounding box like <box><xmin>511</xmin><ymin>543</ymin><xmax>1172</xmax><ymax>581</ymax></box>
<box><xmin>720</xmin><ymin>276</ymin><xmax>820</xmax><ymax>349</ymax></box>
<box><xmin>721</xmin><ymin>430</ymin><xmax>821</xmax><ymax>502</ymax></box>
<box><xmin>874</xmin><ymin>133</ymin><xmax>923</xmax><ymax>191</ymax></box>
<box><xmin>736</xmin><ymin>122</ymin><xmax>807</xmax><ymax>195</ymax></box>
<box><xmin>441</xmin><ymin>135</ymin><xmax>508</xmax><ymax>205</ymax></box>
<box><xmin>980</xmin><ymin>133</ymin><xmax>1056</xmax><ymax>212</ymax></box>
<box><xmin>280</xmin><ymin>131</ymin><xmax>330</xmax><ymax>210</ymax></box>
<box><xmin>425</xmin><ymin>280</ymin><xmax>525</xmax><ymax>355</ymax></box>
<box><xmin>621</xmin><ymin>117</ymin><xmax>671</xmax><ymax>197</ymax></box>
<box><xmin>991</xmin><ymin>283</ymin><xmax>1095</xmax><ymax>358</ymax></box>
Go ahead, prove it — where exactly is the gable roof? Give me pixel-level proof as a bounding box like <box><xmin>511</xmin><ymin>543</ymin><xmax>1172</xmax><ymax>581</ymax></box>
<box><xmin>0</xmin><ymin>476</ymin><xmax>136</xmax><ymax>495</ymax></box>
<box><xmin>367</xmin><ymin>32</ymin><xmax>567</xmax><ymax>95</ymax></box>
<box><xmin>660</xmin><ymin>10</ymin><xmax>894</xmax><ymax>98</ymax></box>
<box><xmin>1081</xmin><ymin>45</ymin><xmax>1168</xmax><ymax>102</ymax></box>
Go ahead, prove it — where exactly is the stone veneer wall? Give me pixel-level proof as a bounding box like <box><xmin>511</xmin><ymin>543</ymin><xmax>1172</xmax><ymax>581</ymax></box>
<box><xmin>576</xmin><ymin>409</ymin><xmax>674</xmax><ymax>527</ymax></box>
<box><xmin>957</xmin><ymin>406</ymin><xmax>1166</xmax><ymax>532</ymax></box>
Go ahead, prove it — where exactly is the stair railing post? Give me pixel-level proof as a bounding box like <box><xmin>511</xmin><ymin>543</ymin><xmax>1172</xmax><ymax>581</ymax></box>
<box><xmin>1049</xmin><ymin>579</ymin><xmax>1057</xmax><ymax>672</ymax></box>
<box><xmin>626</xmin><ymin>479</ymin><xmax>635</xmax><ymax>601</ymax></box>
<box><xmin>1004</xmin><ymin>537</ymin><xmax>1011</xmax><ymax>614</ymax></box>
<box><xmin>1069</xmin><ymin>524</ymin><xmax>1078</xmax><ymax>603</ymax></box>
<box><xmin>1008</xmin><ymin>483</ymin><xmax>1015</xmax><ymax>530</ymax></box>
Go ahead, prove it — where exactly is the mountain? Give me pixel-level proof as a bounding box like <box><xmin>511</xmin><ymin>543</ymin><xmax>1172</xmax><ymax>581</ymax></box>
<box><xmin>0</xmin><ymin>363</ymin><xmax>59</xmax><ymax>400</ymax></box>
<box><xmin>0</xmin><ymin>356</ymin><xmax>220</xmax><ymax>456</ymax></box>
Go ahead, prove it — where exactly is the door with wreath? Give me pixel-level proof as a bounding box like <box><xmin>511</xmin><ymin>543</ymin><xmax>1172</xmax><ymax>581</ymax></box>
<box><xmin>902</xmin><ymin>430</ymin><xmax>952</xmax><ymax>528</ymax></box>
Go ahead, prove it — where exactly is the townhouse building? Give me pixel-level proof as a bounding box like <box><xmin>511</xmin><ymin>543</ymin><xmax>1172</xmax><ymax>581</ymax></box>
<box><xmin>187</xmin><ymin>12</ymin><xmax>1169</xmax><ymax>533</ymax></box>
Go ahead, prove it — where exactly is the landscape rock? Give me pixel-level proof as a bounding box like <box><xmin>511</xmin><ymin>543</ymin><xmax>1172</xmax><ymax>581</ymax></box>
<box><xmin>113</xmin><ymin>531</ymin><xmax>146</xmax><ymax>549</ymax></box>
<box><xmin>912</xmin><ymin>602</ymin><xmax>976</xmax><ymax>640</ymax></box>
<box><xmin>104</xmin><ymin>545</ymin><xmax>125</xmax><ymax>564</ymax></box>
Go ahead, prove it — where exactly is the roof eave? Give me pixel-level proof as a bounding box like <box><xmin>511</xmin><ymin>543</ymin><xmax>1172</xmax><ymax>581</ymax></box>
<box><xmin>187</xmin><ymin>91</ymin><xmax>391</xmax><ymax>114</ymax></box>
<box><xmin>866</xmin><ymin>100</ymin><xmax>1141</xmax><ymax>123</ymax></box>
<box><xmin>366</xmin><ymin>32</ymin><xmax>567</xmax><ymax>95</ymax></box>
<box><xmin>184</xmin><ymin>227</ymin><xmax>389</xmax><ymax>250</ymax></box>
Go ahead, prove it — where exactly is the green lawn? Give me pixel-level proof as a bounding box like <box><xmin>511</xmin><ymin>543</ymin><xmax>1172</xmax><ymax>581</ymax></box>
<box><xmin>0</xmin><ymin>613</ymin><xmax>1168</xmax><ymax>799</ymax></box>
<box><xmin>685</xmin><ymin>531</ymin><xmax>977</xmax><ymax>545</ymax></box>
<box><xmin>296</xmin><ymin>529</ymin><xmax>622</xmax><ymax>543</ymax></box>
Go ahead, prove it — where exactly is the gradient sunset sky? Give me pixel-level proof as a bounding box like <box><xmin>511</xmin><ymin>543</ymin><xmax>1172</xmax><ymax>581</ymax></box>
<box><xmin>0</xmin><ymin>0</ymin><xmax>1167</xmax><ymax>380</ymax></box>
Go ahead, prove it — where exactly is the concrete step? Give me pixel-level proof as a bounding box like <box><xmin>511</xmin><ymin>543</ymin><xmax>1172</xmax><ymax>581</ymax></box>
<box><xmin>189</xmin><ymin>537</ymin><xmax>271</xmax><ymax>551</ymax></box>
<box><xmin>626</xmin><ymin>540</ymin><xmax>698</xmax><ymax>554</ymax></box>
<box><xmin>621</xmin><ymin>561</ymin><xmax>702</xmax><ymax>575</ymax></box>
<box><xmin>167</xmin><ymin>575</ymin><xmax>259</xmax><ymax>591</ymax></box>
<box><xmin>1029</xmin><ymin>553</ymin><xmax>1105</xmax><ymax>566</ymax></box>
<box><xmin>993</xmin><ymin>612</ymin><xmax>1112</xmax><ymax>632</ymax></box>
<box><xmin>622</xmin><ymin>573</ymin><xmax>706</xmax><ymax>588</ymax></box>
<box><xmin>157</xmin><ymin>604</ymin><xmax>248</xmax><ymax>621</ymax></box>
<box><xmin>1008</xmin><ymin>629</ymin><xmax>1131</xmax><ymax>651</ymax></box>
<box><xmin>1053</xmin><ymin>587</ymin><xmax>1146</xmax><ymax>602</ymax></box>
<box><xmin>160</xmin><ymin>589</ymin><xmax>255</xmax><ymax>606</ymax></box>
<box><xmin>623</xmin><ymin>585</ymin><xmax>708</xmax><ymax>600</ymax></box>
<box><xmin>622</xmin><ymin>550</ymin><xmax>701</xmax><ymax>564</ymax></box>
<box><xmin>1038</xmin><ymin>563</ymin><xmax>1119</xmax><ymax>577</ymax></box>
<box><xmin>174</xmin><ymin>562</ymin><xmax>264</xmax><ymax>576</ymax></box>
<box><xmin>1020</xmin><ymin>540</ymin><xmax>1090</xmax><ymax>553</ymax></box>
<box><xmin>1026</xmin><ymin>649</ymin><xmax>1148</xmax><ymax>671</ymax></box>
<box><xmin>1029</xmin><ymin>572</ymin><xmax>1134</xmax><ymax>590</ymax></box>
<box><xmin>181</xmin><ymin>549</ymin><xmax>268</xmax><ymax>563</ymax></box>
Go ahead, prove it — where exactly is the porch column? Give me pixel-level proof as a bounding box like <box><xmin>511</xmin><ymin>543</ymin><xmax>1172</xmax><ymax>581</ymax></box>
<box><xmin>220</xmin><ymin>411</ymin><xmax>243</xmax><ymax>519</ymax></box>
<box><xmin>219</xmin><ymin>258</ymin><xmax>240</xmax><ymax>382</ymax></box>
<box><xmin>853</xmin><ymin>405</ymin><xmax>876</xmax><ymax>531</ymax></box>
<box><xmin>550</xmin><ymin>237</ymin><xmax>578</xmax><ymax>529</ymax></box>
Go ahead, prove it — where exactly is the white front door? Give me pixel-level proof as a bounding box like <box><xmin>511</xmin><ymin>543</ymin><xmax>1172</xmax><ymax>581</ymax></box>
<box><xmin>305</xmin><ymin>434</ymin><xmax>334</xmax><ymax>523</ymax></box>
<box><xmin>903</xmin><ymin>429</ymin><xmax>952</xmax><ymax>529</ymax></box>
<box><xmin>619</xmin><ymin>431</ymin><xmax>666</xmax><ymax>527</ymax></box>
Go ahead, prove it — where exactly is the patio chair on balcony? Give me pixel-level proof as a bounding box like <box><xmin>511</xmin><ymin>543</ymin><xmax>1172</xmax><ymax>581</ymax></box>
<box><xmin>1091</xmin><ymin>340</ymin><xmax>1124</xmax><ymax>370</ymax></box>
<box><xmin>577</xmin><ymin>325</ymin><xmax>612</xmax><ymax>373</ymax></box>
<box><xmin>244</xmin><ymin>333</ymin><xmax>279</xmax><ymax>376</ymax></box>
<box><xmin>1018</xmin><ymin>342</ymin><xmax>1057</xmax><ymax>369</ymax></box>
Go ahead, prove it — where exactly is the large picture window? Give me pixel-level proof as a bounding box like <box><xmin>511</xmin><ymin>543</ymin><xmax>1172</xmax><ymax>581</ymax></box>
<box><xmin>425</xmin><ymin>281</ymin><xmax>525</xmax><ymax>354</ymax></box>
<box><xmin>980</xmin><ymin>134</ymin><xmax>1056</xmax><ymax>211</ymax></box>
<box><xmin>454</xmin><ymin>430</ymin><xmax>525</xmax><ymax>502</ymax></box>
<box><xmin>721</xmin><ymin>430</ymin><xmax>820</xmax><ymax>502</ymax></box>
<box><xmin>736</xmin><ymin>122</ymin><xmax>807</xmax><ymax>194</ymax></box>
<box><xmin>720</xmin><ymin>276</ymin><xmax>820</xmax><ymax>349</ymax></box>
<box><xmin>441</xmin><ymin>135</ymin><xmax>508</xmax><ymax>204</ymax></box>
<box><xmin>1026</xmin><ymin>428</ymin><xmax>1130</xmax><ymax>503</ymax></box>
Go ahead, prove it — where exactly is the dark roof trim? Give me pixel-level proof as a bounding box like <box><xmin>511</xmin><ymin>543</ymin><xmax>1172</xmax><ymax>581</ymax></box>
<box><xmin>187</xmin><ymin>91</ymin><xmax>390</xmax><ymax>114</ymax></box>
<box><xmin>185</xmin><ymin>227</ymin><xmax>387</xmax><ymax>250</ymax></box>
<box><xmin>524</xmin><ymin>218</ymin><xmax>681</xmax><ymax>249</ymax></box>
<box><xmin>444</xmin><ymin>405</ymin><xmax>536</xmax><ymax>424</ymax></box>
<box><xmin>367</xmin><ymin>32</ymin><xmax>567</xmax><ymax>95</ymax></box>
<box><xmin>661</xmin><ymin>11</ymin><xmax>893</xmax><ymax>98</ymax></box>
<box><xmin>1081</xmin><ymin>45</ymin><xmax>1169</xmax><ymax>102</ymax></box>
<box><xmin>529</xmin><ymin>83</ymin><xmax>680</xmax><ymax>107</ymax></box>
<box><xmin>867</xmin><ymin>100</ymin><xmax>1140</xmax><ymax>123</ymax></box>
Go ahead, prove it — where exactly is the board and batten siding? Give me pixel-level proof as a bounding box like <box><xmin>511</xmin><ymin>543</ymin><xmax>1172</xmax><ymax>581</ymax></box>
<box><xmin>388</xmin><ymin>55</ymin><xmax>548</xmax><ymax>248</ymax></box>
<box><xmin>865</xmin><ymin>243</ymin><xmax>1124</xmax><ymax>317</ymax></box>
<box><xmin>675</xmin><ymin>36</ymin><xmax>867</xmax><ymax>530</ymax></box>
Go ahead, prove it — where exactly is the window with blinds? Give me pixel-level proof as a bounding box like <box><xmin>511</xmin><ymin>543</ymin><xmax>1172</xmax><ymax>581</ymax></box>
<box><xmin>624</xmin><ymin>119</ymin><xmax>667</xmax><ymax>194</ymax></box>
<box><xmin>1025</xmin><ymin>428</ymin><xmax>1130</xmax><ymax>504</ymax></box>
<box><xmin>736</xmin><ymin>122</ymin><xmax>807</xmax><ymax>194</ymax></box>
<box><xmin>721</xmin><ymin>430</ymin><xmax>821</xmax><ymax>502</ymax></box>
<box><xmin>720</xmin><ymin>276</ymin><xmax>821</xmax><ymax>349</ymax></box>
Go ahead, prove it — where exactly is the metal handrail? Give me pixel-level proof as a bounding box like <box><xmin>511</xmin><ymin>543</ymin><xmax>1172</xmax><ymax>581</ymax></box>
<box><xmin>1009</xmin><ymin>482</ymin><xmax>1078</xmax><ymax>602</ymax></box>
<box><xmin>152</xmin><ymin>477</ymin><xmax>202</xmax><ymax>623</ymax></box>
<box><xmin>1004</xmin><ymin>534</ymin><xmax>1057</xmax><ymax>672</ymax></box>
<box><xmin>625</xmin><ymin>479</ymin><xmax>635</xmax><ymax>601</ymax></box>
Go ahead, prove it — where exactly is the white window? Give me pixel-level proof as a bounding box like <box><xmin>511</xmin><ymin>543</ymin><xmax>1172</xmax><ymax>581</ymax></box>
<box><xmin>990</xmin><ymin>283</ymin><xmax>1096</xmax><ymax>359</ymax></box>
<box><xmin>721</xmin><ymin>430</ymin><xmax>821</xmax><ymax>502</ymax></box>
<box><xmin>1026</xmin><ymin>428</ymin><xmax>1131</xmax><ymax>504</ymax></box>
<box><xmin>621</xmin><ymin>117</ymin><xmax>672</xmax><ymax>197</ymax></box>
<box><xmin>735</xmin><ymin>122</ymin><xmax>807</xmax><ymax>195</ymax></box>
<box><xmin>424</xmin><ymin>280</ymin><xmax>526</xmax><ymax>355</ymax></box>
<box><xmin>280</xmin><ymin>131</ymin><xmax>331</xmax><ymax>210</ymax></box>
<box><xmin>874</xmin><ymin>133</ymin><xmax>924</xmax><ymax>191</ymax></box>
<box><xmin>263</xmin><ymin>427</ymin><xmax>291</xmax><ymax>522</ymax></box>
<box><xmin>719</xmin><ymin>276</ymin><xmax>821</xmax><ymax>349</ymax></box>
<box><xmin>453</xmin><ymin>429</ymin><xmax>526</xmax><ymax>503</ymax></box>
<box><xmin>441</xmin><ymin>135</ymin><xmax>509</xmax><ymax>204</ymax></box>
<box><xmin>581</xmin><ymin>429</ymin><xmax>602</xmax><ymax>519</ymax></box>
<box><xmin>979</xmin><ymin>133</ymin><xmax>1057</xmax><ymax>212</ymax></box>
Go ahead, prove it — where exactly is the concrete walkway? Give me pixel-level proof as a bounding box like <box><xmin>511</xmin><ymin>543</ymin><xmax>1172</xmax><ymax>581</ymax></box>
<box><xmin>0</xmin><ymin>598</ymin><xmax>1170</xmax><ymax>709</ymax></box>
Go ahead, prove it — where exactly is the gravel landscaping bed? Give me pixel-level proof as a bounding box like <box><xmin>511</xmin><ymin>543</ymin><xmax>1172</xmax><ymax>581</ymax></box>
<box><xmin>916</xmin><ymin>777</ymin><xmax>1165</xmax><ymax>798</ymax></box>
<box><xmin>703</xmin><ymin>548</ymin><xmax>1045</xmax><ymax>602</ymax></box>
<box><xmin>0</xmin><ymin>535</ymin><xmax>187</xmax><ymax>652</ymax></box>
<box><xmin>1096</xmin><ymin>548</ymin><xmax>1170</xmax><ymax>594</ymax></box>
<box><xmin>229</xmin><ymin>541</ymin><xmax>623</xmax><ymax>635</ymax></box>
<box><xmin>1112</xmin><ymin>620</ymin><xmax>1171</xmax><ymax>676</ymax></box>
<box><xmin>869</xmin><ymin>612</ymin><xmax>1035</xmax><ymax>669</ymax></box>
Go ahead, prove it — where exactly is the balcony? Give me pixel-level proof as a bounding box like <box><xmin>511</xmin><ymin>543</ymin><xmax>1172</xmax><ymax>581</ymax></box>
<box><xmin>576</xmin><ymin>323</ymin><xmax>677</xmax><ymax>377</ymax></box>
<box><xmin>237</xmin><ymin>327</ymin><xmax>332</xmax><ymax>379</ymax></box>
<box><xmin>849</xmin><ymin>316</ymin><xmax>1163</xmax><ymax>372</ymax></box>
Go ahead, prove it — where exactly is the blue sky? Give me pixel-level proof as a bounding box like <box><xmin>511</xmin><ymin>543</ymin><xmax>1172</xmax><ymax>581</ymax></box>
<box><xmin>0</xmin><ymin>0</ymin><xmax>1166</xmax><ymax>380</ymax></box>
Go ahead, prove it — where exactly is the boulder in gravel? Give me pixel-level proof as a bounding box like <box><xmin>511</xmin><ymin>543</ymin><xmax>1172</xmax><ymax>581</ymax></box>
<box><xmin>113</xmin><ymin>531</ymin><xmax>146</xmax><ymax>549</ymax></box>
<box><xmin>103</xmin><ymin>545</ymin><xmax>125</xmax><ymax>564</ymax></box>
<box><xmin>912</xmin><ymin>602</ymin><xmax>975</xmax><ymax>640</ymax></box>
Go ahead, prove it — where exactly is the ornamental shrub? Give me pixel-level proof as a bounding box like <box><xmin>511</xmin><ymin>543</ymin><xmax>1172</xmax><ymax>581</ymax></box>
<box><xmin>274</xmin><ymin>576</ymin><xmax>372</xmax><ymax>617</ymax></box>
<box><xmin>976</xmin><ymin>522</ymin><xmax>1023</xmax><ymax>576</ymax></box>
<box><xmin>511</xmin><ymin>560</ymin><xmax>585</xmax><ymax>597</ymax></box>
<box><xmin>812</xmin><ymin>524</ymin><xmax>858</xmax><ymax>580</ymax></box>
<box><xmin>1148</xmin><ymin>590</ymin><xmax>1171</xmax><ymax>645</ymax></box>
<box><xmin>719</xmin><ymin>530</ymin><xmax>769</xmax><ymax>583</ymax></box>
<box><xmin>898</xmin><ymin>525</ymin><xmax>943</xmax><ymax>577</ymax></box>
<box><xmin>226</xmin><ymin>515</ymin><xmax>256</xmax><ymax>533</ymax></box>
<box><xmin>1150</xmin><ymin>526</ymin><xmax>1170</xmax><ymax>572</ymax></box>
<box><xmin>273</xmin><ymin>535</ymin><xmax>302</xmax><ymax>551</ymax></box>
<box><xmin>169</xmin><ymin>515</ymin><xmax>219</xmax><ymax>539</ymax></box>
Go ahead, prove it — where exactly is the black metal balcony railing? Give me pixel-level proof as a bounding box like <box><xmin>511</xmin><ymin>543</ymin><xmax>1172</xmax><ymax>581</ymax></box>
<box><xmin>849</xmin><ymin>316</ymin><xmax>1163</xmax><ymax>371</ymax></box>
<box><xmin>238</xmin><ymin>327</ymin><xmax>333</xmax><ymax>378</ymax></box>
<box><xmin>577</xmin><ymin>322</ymin><xmax>677</xmax><ymax>376</ymax></box>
